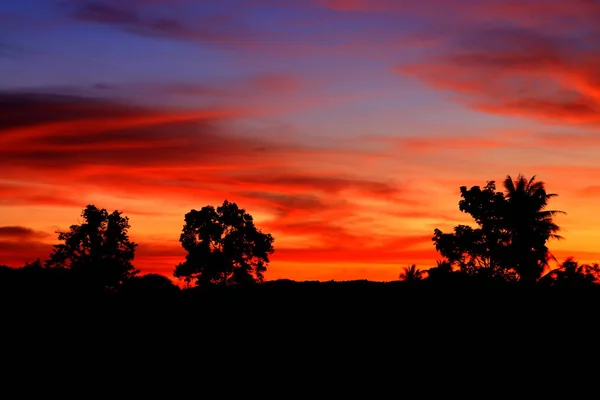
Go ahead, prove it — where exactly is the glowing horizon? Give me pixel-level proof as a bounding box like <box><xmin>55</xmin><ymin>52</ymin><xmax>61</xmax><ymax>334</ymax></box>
<box><xmin>2</xmin><ymin>0</ymin><xmax>600</xmax><ymax>282</ymax></box>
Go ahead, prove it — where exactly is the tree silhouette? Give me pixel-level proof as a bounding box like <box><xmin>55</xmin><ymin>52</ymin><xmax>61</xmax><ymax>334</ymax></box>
<box><xmin>433</xmin><ymin>181</ymin><xmax>514</xmax><ymax>280</ymax></box>
<box><xmin>174</xmin><ymin>200</ymin><xmax>274</xmax><ymax>286</ymax></box>
<box><xmin>399</xmin><ymin>265</ymin><xmax>423</xmax><ymax>282</ymax></box>
<box><xmin>502</xmin><ymin>174</ymin><xmax>564</xmax><ymax>283</ymax></box>
<box><xmin>46</xmin><ymin>204</ymin><xmax>138</xmax><ymax>290</ymax></box>
<box><xmin>433</xmin><ymin>175</ymin><xmax>562</xmax><ymax>283</ymax></box>
<box><xmin>540</xmin><ymin>257</ymin><xmax>599</xmax><ymax>287</ymax></box>
<box><xmin>425</xmin><ymin>260</ymin><xmax>455</xmax><ymax>281</ymax></box>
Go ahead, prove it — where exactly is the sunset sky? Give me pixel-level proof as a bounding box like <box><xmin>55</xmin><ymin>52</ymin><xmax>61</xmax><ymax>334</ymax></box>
<box><xmin>2</xmin><ymin>0</ymin><xmax>600</xmax><ymax>282</ymax></box>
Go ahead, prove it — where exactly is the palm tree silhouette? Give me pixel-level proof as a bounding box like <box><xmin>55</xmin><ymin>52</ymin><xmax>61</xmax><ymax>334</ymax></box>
<box><xmin>399</xmin><ymin>264</ymin><xmax>423</xmax><ymax>282</ymax></box>
<box><xmin>503</xmin><ymin>174</ymin><xmax>564</xmax><ymax>284</ymax></box>
<box><xmin>539</xmin><ymin>257</ymin><xmax>598</xmax><ymax>287</ymax></box>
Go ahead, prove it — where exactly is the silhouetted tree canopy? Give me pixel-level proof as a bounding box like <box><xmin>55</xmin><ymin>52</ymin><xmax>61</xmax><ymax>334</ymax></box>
<box><xmin>174</xmin><ymin>200</ymin><xmax>274</xmax><ymax>286</ymax></box>
<box><xmin>433</xmin><ymin>174</ymin><xmax>563</xmax><ymax>283</ymax></box>
<box><xmin>46</xmin><ymin>204</ymin><xmax>138</xmax><ymax>290</ymax></box>
<box><xmin>399</xmin><ymin>265</ymin><xmax>423</xmax><ymax>282</ymax></box>
<box><xmin>502</xmin><ymin>175</ymin><xmax>564</xmax><ymax>282</ymax></box>
<box><xmin>425</xmin><ymin>260</ymin><xmax>456</xmax><ymax>282</ymax></box>
<box><xmin>539</xmin><ymin>257</ymin><xmax>600</xmax><ymax>287</ymax></box>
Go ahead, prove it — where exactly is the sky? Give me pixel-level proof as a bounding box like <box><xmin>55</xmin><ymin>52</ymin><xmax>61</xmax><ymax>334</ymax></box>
<box><xmin>2</xmin><ymin>0</ymin><xmax>600</xmax><ymax>282</ymax></box>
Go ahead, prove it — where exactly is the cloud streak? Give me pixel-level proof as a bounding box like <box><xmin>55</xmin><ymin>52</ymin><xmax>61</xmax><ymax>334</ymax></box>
<box><xmin>391</xmin><ymin>1</ymin><xmax>600</xmax><ymax>125</ymax></box>
<box><xmin>0</xmin><ymin>226</ymin><xmax>50</xmax><ymax>240</ymax></box>
<box><xmin>0</xmin><ymin>226</ymin><xmax>53</xmax><ymax>267</ymax></box>
<box><xmin>63</xmin><ymin>0</ymin><xmax>248</xmax><ymax>43</ymax></box>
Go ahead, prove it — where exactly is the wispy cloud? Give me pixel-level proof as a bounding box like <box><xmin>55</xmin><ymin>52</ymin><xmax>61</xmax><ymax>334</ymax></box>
<box><xmin>0</xmin><ymin>226</ymin><xmax>50</xmax><ymax>240</ymax></box>
<box><xmin>0</xmin><ymin>226</ymin><xmax>52</xmax><ymax>267</ymax></box>
<box><xmin>392</xmin><ymin>1</ymin><xmax>600</xmax><ymax>125</ymax></box>
<box><xmin>62</xmin><ymin>0</ymin><xmax>249</xmax><ymax>43</ymax></box>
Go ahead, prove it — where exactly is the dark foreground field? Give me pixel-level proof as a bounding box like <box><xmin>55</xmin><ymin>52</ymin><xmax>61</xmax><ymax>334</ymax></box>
<box><xmin>4</xmin><ymin>279</ymin><xmax>598</xmax><ymax>330</ymax></box>
<box><xmin>3</xmin><ymin>279</ymin><xmax>598</xmax><ymax>391</ymax></box>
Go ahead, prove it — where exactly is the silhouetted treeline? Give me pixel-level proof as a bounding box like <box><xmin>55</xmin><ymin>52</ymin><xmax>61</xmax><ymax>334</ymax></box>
<box><xmin>3</xmin><ymin>174</ymin><xmax>600</xmax><ymax>311</ymax></box>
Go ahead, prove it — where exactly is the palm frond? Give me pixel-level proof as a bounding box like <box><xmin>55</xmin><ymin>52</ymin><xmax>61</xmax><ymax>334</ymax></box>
<box><xmin>503</xmin><ymin>175</ymin><xmax>516</xmax><ymax>193</ymax></box>
<box><xmin>527</xmin><ymin>175</ymin><xmax>538</xmax><ymax>189</ymax></box>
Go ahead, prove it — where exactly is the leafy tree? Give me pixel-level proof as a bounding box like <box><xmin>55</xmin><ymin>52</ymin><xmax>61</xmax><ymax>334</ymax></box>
<box><xmin>433</xmin><ymin>181</ymin><xmax>515</xmax><ymax>280</ymax></box>
<box><xmin>433</xmin><ymin>175</ymin><xmax>562</xmax><ymax>283</ymax></box>
<box><xmin>399</xmin><ymin>265</ymin><xmax>423</xmax><ymax>282</ymax></box>
<box><xmin>174</xmin><ymin>200</ymin><xmax>274</xmax><ymax>286</ymax></box>
<box><xmin>46</xmin><ymin>205</ymin><xmax>138</xmax><ymax>290</ymax></box>
<box><xmin>541</xmin><ymin>257</ymin><xmax>599</xmax><ymax>287</ymax></box>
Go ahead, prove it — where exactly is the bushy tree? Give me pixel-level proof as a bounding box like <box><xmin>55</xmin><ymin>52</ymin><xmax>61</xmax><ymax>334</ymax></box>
<box><xmin>433</xmin><ymin>175</ymin><xmax>563</xmax><ymax>283</ymax></box>
<box><xmin>46</xmin><ymin>205</ymin><xmax>138</xmax><ymax>289</ymax></box>
<box><xmin>174</xmin><ymin>200</ymin><xmax>274</xmax><ymax>286</ymax></box>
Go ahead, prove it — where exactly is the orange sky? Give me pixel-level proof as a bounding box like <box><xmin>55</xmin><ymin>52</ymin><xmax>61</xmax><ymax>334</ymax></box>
<box><xmin>2</xmin><ymin>0</ymin><xmax>600</xmax><ymax>282</ymax></box>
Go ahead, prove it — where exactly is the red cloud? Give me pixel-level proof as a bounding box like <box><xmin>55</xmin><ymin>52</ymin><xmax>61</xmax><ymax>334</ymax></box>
<box><xmin>387</xmin><ymin>1</ymin><xmax>600</xmax><ymax>125</ymax></box>
<box><xmin>0</xmin><ymin>241</ymin><xmax>53</xmax><ymax>267</ymax></box>
<box><xmin>318</xmin><ymin>0</ymin><xmax>600</xmax><ymax>23</ymax></box>
<box><xmin>0</xmin><ymin>226</ymin><xmax>54</xmax><ymax>267</ymax></box>
<box><xmin>0</xmin><ymin>226</ymin><xmax>50</xmax><ymax>240</ymax></box>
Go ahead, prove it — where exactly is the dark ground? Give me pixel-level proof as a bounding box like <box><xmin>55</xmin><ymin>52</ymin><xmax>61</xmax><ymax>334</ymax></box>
<box><xmin>2</xmin><ymin>279</ymin><xmax>596</xmax><ymax>393</ymax></box>
<box><xmin>4</xmin><ymin>279</ymin><xmax>597</xmax><ymax>331</ymax></box>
